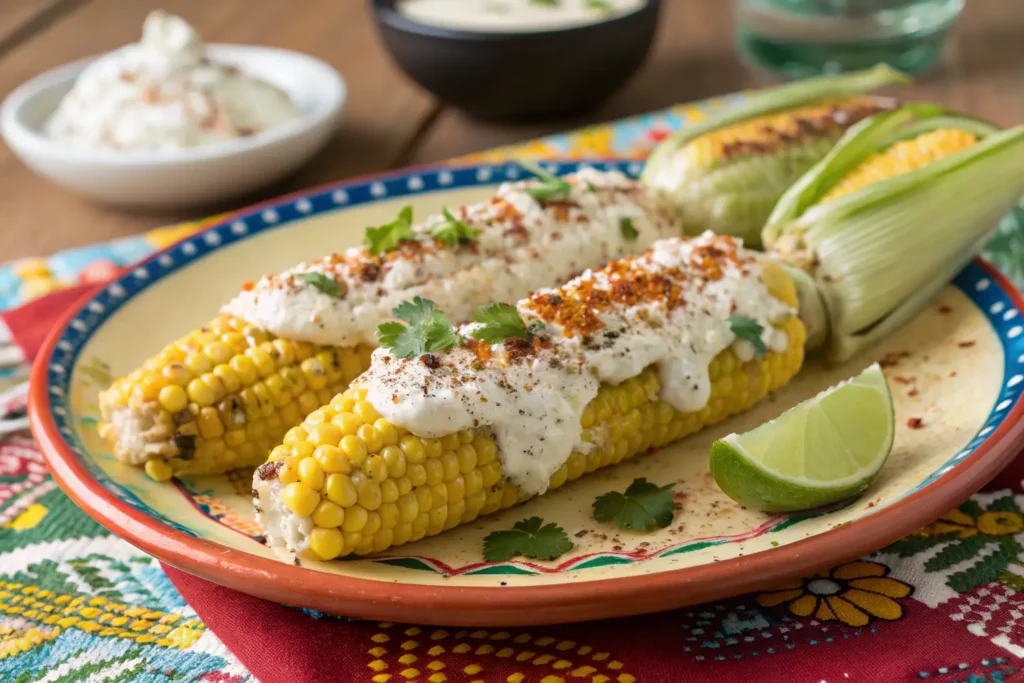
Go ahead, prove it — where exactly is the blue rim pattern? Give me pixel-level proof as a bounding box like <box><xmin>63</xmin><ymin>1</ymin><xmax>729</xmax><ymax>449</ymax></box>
<box><xmin>41</xmin><ymin>160</ymin><xmax>1024</xmax><ymax>556</ymax></box>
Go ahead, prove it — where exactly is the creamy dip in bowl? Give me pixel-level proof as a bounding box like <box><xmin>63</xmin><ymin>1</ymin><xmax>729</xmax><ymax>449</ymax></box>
<box><xmin>0</xmin><ymin>11</ymin><xmax>345</xmax><ymax>207</ymax></box>
<box><xmin>373</xmin><ymin>0</ymin><xmax>659</xmax><ymax>121</ymax></box>
<box><xmin>396</xmin><ymin>0</ymin><xmax>647</xmax><ymax>34</ymax></box>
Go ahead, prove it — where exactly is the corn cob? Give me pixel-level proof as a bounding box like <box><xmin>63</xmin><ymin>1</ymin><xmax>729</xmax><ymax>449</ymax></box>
<box><xmin>763</xmin><ymin>104</ymin><xmax>1024</xmax><ymax>362</ymax></box>
<box><xmin>98</xmin><ymin>317</ymin><xmax>372</xmax><ymax>481</ymax></box>
<box><xmin>254</xmin><ymin>234</ymin><xmax>805</xmax><ymax>561</ymax></box>
<box><xmin>642</xmin><ymin>64</ymin><xmax>908</xmax><ymax>247</ymax></box>
<box><xmin>99</xmin><ymin>168</ymin><xmax>681</xmax><ymax>480</ymax></box>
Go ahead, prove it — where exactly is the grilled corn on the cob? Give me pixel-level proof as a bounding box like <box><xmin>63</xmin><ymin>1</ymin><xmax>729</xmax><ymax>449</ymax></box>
<box><xmin>99</xmin><ymin>168</ymin><xmax>682</xmax><ymax>480</ymax></box>
<box><xmin>763</xmin><ymin>105</ymin><xmax>1024</xmax><ymax>361</ymax></box>
<box><xmin>254</xmin><ymin>233</ymin><xmax>805</xmax><ymax>561</ymax></box>
<box><xmin>642</xmin><ymin>64</ymin><xmax>907</xmax><ymax>246</ymax></box>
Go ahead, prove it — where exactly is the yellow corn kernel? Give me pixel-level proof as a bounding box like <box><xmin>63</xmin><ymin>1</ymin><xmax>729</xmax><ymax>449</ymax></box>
<box><xmin>309</xmin><ymin>527</ymin><xmax>344</xmax><ymax>560</ymax></box>
<box><xmin>298</xmin><ymin>457</ymin><xmax>326</xmax><ymax>491</ymax></box>
<box><xmin>357</xmin><ymin>424</ymin><xmax>384</xmax><ymax>454</ymax></box>
<box><xmin>823</xmin><ymin>128</ymin><xmax>978</xmax><ymax>202</ymax></box>
<box><xmin>186</xmin><ymin>378</ymin><xmax>216</xmax><ymax>407</ymax></box>
<box><xmin>312</xmin><ymin>500</ymin><xmax>345</xmax><ymax>529</ymax></box>
<box><xmin>282</xmin><ymin>482</ymin><xmax>319</xmax><ymax>517</ymax></box>
<box><xmin>158</xmin><ymin>385</ymin><xmax>188</xmax><ymax>413</ymax></box>
<box><xmin>325</xmin><ymin>473</ymin><xmax>358</xmax><ymax>507</ymax></box>
<box><xmin>144</xmin><ymin>460</ymin><xmax>173</xmax><ymax>482</ymax></box>
<box><xmin>342</xmin><ymin>505</ymin><xmax>369</xmax><ymax>532</ymax></box>
<box><xmin>381</xmin><ymin>445</ymin><xmax>407</xmax><ymax>478</ymax></box>
<box><xmin>341</xmin><ymin>435</ymin><xmax>368</xmax><ymax>466</ymax></box>
<box><xmin>315</xmin><ymin>445</ymin><xmax>351</xmax><ymax>474</ymax></box>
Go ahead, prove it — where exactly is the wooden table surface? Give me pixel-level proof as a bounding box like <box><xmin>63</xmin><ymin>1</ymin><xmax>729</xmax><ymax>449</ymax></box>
<box><xmin>0</xmin><ymin>0</ymin><xmax>1021</xmax><ymax>261</ymax></box>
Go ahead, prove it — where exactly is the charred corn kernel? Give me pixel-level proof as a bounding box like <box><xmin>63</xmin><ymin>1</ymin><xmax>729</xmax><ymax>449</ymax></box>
<box><xmin>259</xmin><ymin>302</ymin><xmax>804</xmax><ymax>559</ymax></box>
<box><xmin>282</xmin><ymin>482</ymin><xmax>319</xmax><ymax>517</ymax></box>
<box><xmin>144</xmin><ymin>460</ymin><xmax>173</xmax><ymax>482</ymax></box>
<box><xmin>823</xmin><ymin>128</ymin><xmax>979</xmax><ymax>202</ymax></box>
<box><xmin>309</xmin><ymin>527</ymin><xmax>344</xmax><ymax>560</ymax></box>
<box><xmin>298</xmin><ymin>457</ymin><xmax>326</xmax><ymax>490</ymax></box>
<box><xmin>157</xmin><ymin>385</ymin><xmax>188</xmax><ymax>413</ymax></box>
<box><xmin>98</xmin><ymin>312</ymin><xmax>374</xmax><ymax>480</ymax></box>
<box><xmin>312</xmin><ymin>500</ymin><xmax>345</xmax><ymax>528</ymax></box>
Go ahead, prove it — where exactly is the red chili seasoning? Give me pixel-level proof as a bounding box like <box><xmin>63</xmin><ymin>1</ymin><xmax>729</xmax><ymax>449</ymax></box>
<box><xmin>906</xmin><ymin>417</ymin><xmax>925</xmax><ymax>429</ymax></box>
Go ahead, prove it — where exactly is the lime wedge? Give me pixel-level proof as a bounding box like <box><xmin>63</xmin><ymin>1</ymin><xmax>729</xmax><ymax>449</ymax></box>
<box><xmin>709</xmin><ymin>363</ymin><xmax>894</xmax><ymax>512</ymax></box>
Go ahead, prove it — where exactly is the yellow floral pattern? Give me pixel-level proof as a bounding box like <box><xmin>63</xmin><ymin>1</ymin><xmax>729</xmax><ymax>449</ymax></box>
<box><xmin>756</xmin><ymin>560</ymin><xmax>912</xmax><ymax>627</ymax></box>
<box><xmin>919</xmin><ymin>508</ymin><xmax>1024</xmax><ymax>539</ymax></box>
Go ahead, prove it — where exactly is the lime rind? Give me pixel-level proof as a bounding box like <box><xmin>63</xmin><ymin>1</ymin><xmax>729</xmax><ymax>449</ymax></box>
<box><xmin>709</xmin><ymin>363</ymin><xmax>894</xmax><ymax>512</ymax></box>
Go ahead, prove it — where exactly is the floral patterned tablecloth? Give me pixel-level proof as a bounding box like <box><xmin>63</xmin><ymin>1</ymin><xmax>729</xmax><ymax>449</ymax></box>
<box><xmin>3</xmin><ymin>96</ymin><xmax>1024</xmax><ymax>682</ymax></box>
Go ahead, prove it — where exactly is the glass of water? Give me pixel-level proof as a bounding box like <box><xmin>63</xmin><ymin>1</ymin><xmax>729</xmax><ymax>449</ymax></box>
<box><xmin>735</xmin><ymin>0</ymin><xmax>964</xmax><ymax>78</ymax></box>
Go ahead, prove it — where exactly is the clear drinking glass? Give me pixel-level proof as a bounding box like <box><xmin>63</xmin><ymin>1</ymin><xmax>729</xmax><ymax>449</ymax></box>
<box><xmin>735</xmin><ymin>0</ymin><xmax>964</xmax><ymax>78</ymax></box>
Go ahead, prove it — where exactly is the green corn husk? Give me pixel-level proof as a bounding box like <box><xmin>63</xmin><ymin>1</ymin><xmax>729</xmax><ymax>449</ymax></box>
<box><xmin>641</xmin><ymin>64</ymin><xmax>909</xmax><ymax>247</ymax></box>
<box><xmin>764</xmin><ymin>105</ymin><xmax>1024</xmax><ymax>363</ymax></box>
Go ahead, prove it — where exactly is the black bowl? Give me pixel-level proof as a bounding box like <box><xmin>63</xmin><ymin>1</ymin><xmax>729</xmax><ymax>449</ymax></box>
<box><xmin>371</xmin><ymin>0</ymin><xmax>660</xmax><ymax>122</ymax></box>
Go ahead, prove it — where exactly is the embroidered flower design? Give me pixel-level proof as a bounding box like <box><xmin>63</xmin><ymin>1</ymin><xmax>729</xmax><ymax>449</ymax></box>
<box><xmin>921</xmin><ymin>508</ymin><xmax>1024</xmax><ymax>539</ymax></box>
<box><xmin>756</xmin><ymin>560</ymin><xmax>912</xmax><ymax>627</ymax></box>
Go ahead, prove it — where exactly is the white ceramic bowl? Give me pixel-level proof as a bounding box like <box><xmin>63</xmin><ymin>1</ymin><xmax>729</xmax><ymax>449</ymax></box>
<box><xmin>0</xmin><ymin>45</ymin><xmax>346</xmax><ymax>209</ymax></box>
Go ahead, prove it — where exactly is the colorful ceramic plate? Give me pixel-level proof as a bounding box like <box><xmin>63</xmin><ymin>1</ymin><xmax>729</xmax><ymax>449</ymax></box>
<box><xmin>30</xmin><ymin>161</ymin><xmax>1024</xmax><ymax>627</ymax></box>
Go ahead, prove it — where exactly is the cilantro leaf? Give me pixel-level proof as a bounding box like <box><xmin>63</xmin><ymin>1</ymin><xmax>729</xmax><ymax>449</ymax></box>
<box><xmin>483</xmin><ymin>517</ymin><xmax>573</xmax><ymax>562</ymax></box>
<box><xmin>298</xmin><ymin>272</ymin><xmax>343</xmax><ymax>298</ymax></box>
<box><xmin>376</xmin><ymin>297</ymin><xmax>461</xmax><ymax>358</ymax></box>
<box><xmin>728</xmin><ymin>315</ymin><xmax>767</xmax><ymax>358</ymax></box>
<box><xmin>529</xmin><ymin>0</ymin><xmax>559</xmax><ymax>6</ymax></box>
<box><xmin>470</xmin><ymin>303</ymin><xmax>532</xmax><ymax>344</ymax></box>
<box><xmin>586</xmin><ymin>0</ymin><xmax>615</xmax><ymax>12</ymax></box>
<box><xmin>519</xmin><ymin>160</ymin><xmax>572</xmax><ymax>201</ymax></box>
<box><xmin>592</xmin><ymin>478</ymin><xmax>675</xmax><ymax>532</ymax></box>
<box><xmin>620</xmin><ymin>216</ymin><xmax>639</xmax><ymax>242</ymax></box>
<box><xmin>364</xmin><ymin>205</ymin><xmax>415</xmax><ymax>256</ymax></box>
<box><xmin>430</xmin><ymin>207</ymin><xmax>480</xmax><ymax>248</ymax></box>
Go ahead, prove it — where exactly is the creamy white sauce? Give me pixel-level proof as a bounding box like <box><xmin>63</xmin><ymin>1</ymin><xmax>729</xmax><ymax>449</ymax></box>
<box><xmin>223</xmin><ymin>168</ymin><xmax>679</xmax><ymax>345</ymax></box>
<box><xmin>362</xmin><ymin>233</ymin><xmax>794</xmax><ymax>496</ymax></box>
<box><xmin>45</xmin><ymin>11</ymin><xmax>300</xmax><ymax>151</ymax></box>
<box><xmin>397</xmin><ymin>0</ymin><xmax>646</xmax><ymax>33</ymax></box>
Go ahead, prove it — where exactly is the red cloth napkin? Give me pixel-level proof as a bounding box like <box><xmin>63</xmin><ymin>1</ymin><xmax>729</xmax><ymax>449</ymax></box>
<box><xmin>15</xmin><ymin>279</ymin><xmax>1024</xmax><ymax>683</ymax></box>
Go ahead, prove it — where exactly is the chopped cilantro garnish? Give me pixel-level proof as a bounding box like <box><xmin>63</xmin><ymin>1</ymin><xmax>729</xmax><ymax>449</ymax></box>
<box><xmin>586</xmin><ymin>0</ymin><xmax>614</xmax><ymax>12</ymax></box>
<box><xmin>529</xmin><ymin>0</ymin><xmax>559</xmax><ymax>6</ymax></box>
<box><xmin>592</xmin><ymin>478</ymin><xmax>675</xmax><ymax>532</ymax></box>
<box><xmin>364</xmin><ymin>205</ymin><xmax>415</xmax><ymax>256</ymax></box>
<box><xmin>298</xmin><ymin>272</ymin><xmax>342</xmax><ymax>298</ymax></box>
<box><xmin>470</xmin><ymin>303</ymin><xmax>532</xmax><ymax>344</ymax></box>
<box><xmin>620</xmin><ymin>216</ymin><xmax>639</xmax><ymax>241</ymax></box>
<box><xmin>519</xmin><ymin>160</ymin><xmax>572</xmax><ymax>201</ymax></box>
<box><xmin>430</xmin><ymin>207</ymin><xmax>480</xmax><ymax>248</ymax></box>
<box><xmin>728</xmin><ymin>315</ymin><xmax>767</xmax><ymax>357</ymax></box>
<box><xmin>483</xmin><ymin>517</ymin><xmax>573</xmax><ymax>562</ymax></box>
<box><xmin>376</xmin><ymin>297</ymin><xmax>461</xmax><ymax>359</ymax></box>
<box><xmin>527</xmin><ymin>319</ymin><xmax>546</xmax><ymax>335</ymax></box>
